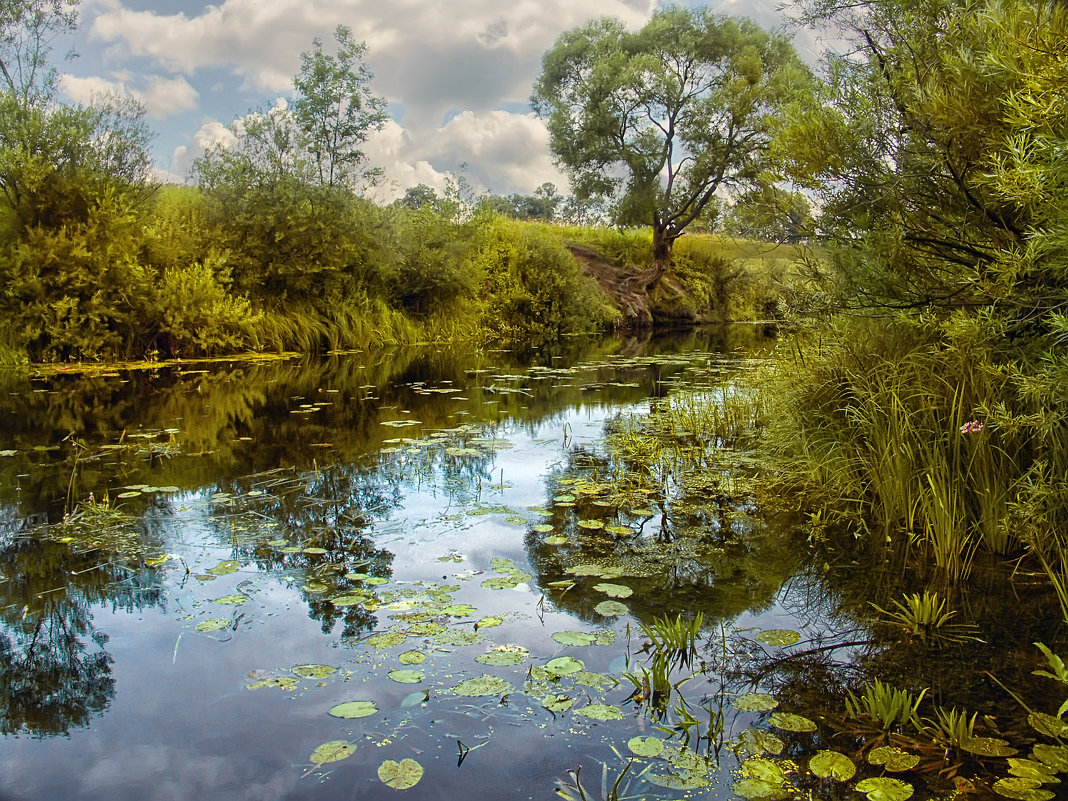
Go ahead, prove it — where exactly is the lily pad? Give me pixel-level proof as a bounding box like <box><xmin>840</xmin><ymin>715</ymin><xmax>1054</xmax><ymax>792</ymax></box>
<box><xmin>592</xmin><ymin>582</ymin><xmax>633</xmax><ymax>598</ymax></box>
<box><xmin>399</xmin><ymin>650</ymin><xmax>426</xmax><ymax>665</ymax></box>
<box><xmin>577</xmin><ymin>519</ymin><xmax>605</xmax><ymax>530</ymax></box>
<box><xmin>573</xmin><ymin>670</ymin><xmax>617</xmax><ymax>688</ymax></box>
<box><xmin>552</xmin><ymin>631</ymin><xmax>595</xmax><ymax>647</ymax></box>
<box><xmin>1007</xmin><ymin>759</ymin><xmax>1059</xmax><ymax>783</ymax></box>
<box><xmin>331</xmin><ymin>593</ymin><xmax>371</xmax><ymax>607</ymax></box>
<box><xmin>736</xmin><ymin>728</ymin><xmax>785</xmax><ymax>756</ymax></box>
<box><xmin>310</xmin><ymin>740</ymin><xmax>356</xmax><ymax>765</ymax></box>
<box><xmin>545</xmin><ymin>536</ymin><xmax>569</xmax><ymax>545</ymax></box>
<box><xmin>628</xmin><ymin>736</ymin><xmax>664</xmax><ymax>757</ymax></box>
<box><xmin>451</xmin><ymin>675</ymin><xmax>512</xmax><ymax>696</ymax></box>
<box><xmin>855</xmin><ymin>777</ymin><xmax>914</xmax><ymax>801</ymax></box>
<box><xmin>734</xmin><ymin>693</ymin><xmax>779</xmax><ymax>712</ymax></box>
<box><xmin>205</xmin><ymin>560</ymin><xmax>240</xmax><ymax>576</ymax></box>
<box><xmin>211</xmin><ymin>594</ymin><xmax>248</xmax><ymax>605</ymax></box>
<box><xmin>441</xmin><ymin>604</ymin><xmax>478</xmax><ymax>617</ymax></box>
<box><xmin>328</xmin><ymin>700</ymin><xmax>378</xmax><ymax>719</ymax></box>
<box><xmin>992</xmin><ymin>778</ymin><xmax>1056</xmax><ymax>801</ymax></box>
<box><xmin>195</xmin><ymin>618</ymin><xmax>231</xmax><ymax>632</ymax></box>
<box><xmin>961</xmin><ymin>736</ymin><xmax>1017</xmax><ymax>757</ymax></box>
<box><xmin>542</xmin><ymin>694</ymin><xmax>574</xmax><ymax>712</ymax></box>
<box><xmin>533</xmin><ymin>524</ymin><xmax>555</xmax><ymax>533</ymax></box>
<box><xmin>476</xmin><ymin>616</ymin><xmax>503</xmax><ymax>628</ymax></box>
<box><xmin>246</xmin><ymin>676</ymin><xmax>299</xmax><ymax>690</ymax></box>
<box><xmin>291</xmin><ymin>664</ymin><xmax>337</xmax><ymax>679</ymax></box>
<box><xmin>476</xmin><ymin>645</ymin><xmax>528</xmax><ymax>666</ymax></box>
<box><xmin>378</xmin><ymin>758</ymin><xmax>423</xmax><ymax>790</ymax></box>
<box><xmin>768</xmin><ymin>712</ymin><xmax>818</xmax><ymax>732</ymax></box>
<box><xmin>1033</xmin><ymin>743</ymin><xmax>1068</xmax><ymax>771</ymax></box>
<box><xmin>594</xmin><ymin>600</ymin><xmax>629</xmax><ymax>617</ymax></box>
<box><xmin>648</xmin><ymin>773</ymin><xmax>710</xmax><ymax>790</ymax></box>
<box><xmin>755</xmin><ymin>629</ymin><xmax>801</xmax><ymax>647</ymax></box>
<box><xmin>574</xmin><ymin>703</ymin><xmax>623</xmax><ymax>721</ymax></box>
<box><xmin>731</xmin><ymin>778</ymin><xmax>789</xmax><ymax>799</ymax></box>
<box><xmin>365</xmin><ymin>631</ymin><xmax>408</xmax><ymax>649</ymax></box>
<box><xmin>545</xmin><ymin>656</ymin><xmax>584</xmax><ymax>676</ymax></box>
<box><xmin>810</xmin><ymin>750</ymin><xmax>857</xmax><ymax>781</ymax></box>
<box><xmin>388</xmin><ymin>669</ymin><xmax>424</xmax><ymax>684</ymax></box>
<box><xmin>869</xmin><ymin>746</ymin><xmax>920</xmax><ymax>772</ymax></box>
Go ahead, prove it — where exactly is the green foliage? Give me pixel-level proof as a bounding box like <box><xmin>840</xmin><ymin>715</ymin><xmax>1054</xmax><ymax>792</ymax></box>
<box><xmin>533</xmin><ymin>6</ymin><xmax>810</xmax><ymax>284</ymax></box>
<box><xmin>845</xmin><ymin>679</ymin><xmax>927</xmax><ymax>733</ymax></box>
<box><xmin>0</xmin><ymin>0</ymin><xmax>79</xmax><ymax>104</ymax></box>
<box><xmin>870</xmin><ymin>591</ymin><xmax>982</xmax><ymax>645</ymax></box>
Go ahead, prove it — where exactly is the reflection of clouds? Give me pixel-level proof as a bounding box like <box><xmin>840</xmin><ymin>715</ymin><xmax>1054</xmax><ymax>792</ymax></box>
<box><xmin>78</xmin><ymin>742</ymin><xmax>301</xmax><ymax>801</ymax></box>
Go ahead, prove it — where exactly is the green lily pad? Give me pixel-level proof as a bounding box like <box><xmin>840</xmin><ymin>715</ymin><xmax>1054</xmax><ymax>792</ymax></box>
<box><xmin>331</xmin><ymin>593</ymin><xmax>371</xmax><ymax>606</ymax></box>
<box><xmin>742</xmin><ymin>757</ymin><xmax>789</xmax><ymax>785</ymax></box>
<box><xmin>205</xmin><ymin>560</ymin><xmax>240</xmax><ymax>576</ymax></box>
<box><xmin>291</xmin><ymin>664</ymin><xmax>337</xmax><ymax>679</ymax></box>
<box><xmin>388</xmin><ymin>669</ymin><xmax>424</xmax><ymax>684</ymax></box>
<box><xmin>869</xmin><ymin>746</ymin><xmax>920</xmax><ymax>772</ymax></box>
<box><xmin>476</xmin><ymin>645</ymin><xmax>528</xmax><ymax>666</ymax></box>
<box><xmin>476</xmin><ymin>616</ymin><xmax>503</xmax><ymax>628</ymax></box>
<box><xmin>544</xmin><ymin>536</ymin><xmax>569</xmax><ymax>545</ymax></box>
<box><xmin>451</xmin><ymin>675</ymin><xmax>512</xmax><ymax>696</ymax></box>
<box><xmin>855</xmin><ymin>777</ymin><xmax>914</xmax><ymax>801</ymax></box>
<box><xmin>577</xmin><ymin>519</ymin><xmax>605</xmax><ymax>530</ymax></box>
<box><xmin>328</xmin><ymin>700</ymin><xmax>378</xmax><ymax>719</ymax></box>
<box><xmin>731</xmin><ymin>778</ymin><xmax>788</xmax><ymax>799</ymax></box>
<box><xmin>399</xmin><ymin>650</ymin><xmax>426</xmax><ymax>665</ymax></box>
<box><xmin>195</xmin><ymin>618</ymin><xmax>230</xmax><ymax>632</ymax></box>
<box><xmin>1007</xmin><ymin>759</ymin><xmax>1059</xmax><ymax>783</ymax></box>
<box><xmin>303</xmin><ymin>547</ymin><xmax>327</xmax><ymax>555</ymax></box>
<box><xmin>211</xmin><ymin>594</ymin><xmax>248</xmax><ymax>605</ymax></box>
<box><xmin>573</xmin><ymin>671</ymin><xmax>616</xmax><ymax>688</ymax></box>
<box><xmin>961</xmin><ymin>736</ymin><xmax>1017</xmax><ymax>757</ymax></box>
<box><xmin>533</xmin><ymin>524</ymin><xmax>555</xmax><ymax>533</ymax></box>
<box><xmin>434</xmin><ymin>629</ymin><xmax>484</xmax><ymax>646</ymax></box>
<box><xmin>1029</xmin><ymin>712</ymin><xmax>1068</xmax><ymax>739</ymax></box>
<box><xmin>542</xmin><ymin>694</ymin><xmax>574</xmax><ymax>712</ymax></box>
<box><xmin>592</xmin><ymin>582</ymin><xmax>633</xmax><ymax>598</ymax></box>
<box><xmin>1033</xmin><ymin>744</ymin><xmax>1068</xmax><ymax>771</ymax></box>
<box><xmin>442</xmin><ymin>604</ymin><xmax>478</xmax><ymax>616</ymax></box>
<box><xmin>552</xmin><ymin>631</ymin><xmax>595</xmax><ymax>646</ymax></box>
<box><xmin>810</xmin><ymin>750</ymin><xmax>856</xmax><ymax>781</ymax></box>
<box><xmin>378</xmin><ymin>758</ymin><xmax>423</xmax><ymax>789</ymax></box>
<box><xmin>768</xmin><ymin>712</ymin><xmax>818</xmax><ymax>732</ymax></box>
<box><xmin>365</xmin><ymin>631</ymin><xmax>408</xmax><ymax>649</ymax></box>
<box><xmin>755</xmin><ymin>629</ymin><xmax>801</xmax><ymax>647</ymax></box>
<box><xmin>310</xmin><ymin>740</ymin><xmax>356</xmax><ymax>765</ymax></box>
<box><xmin>545</xmin><ymin>656</ymin><xmax>584</xmax><ymax>676</ymax></box>
<box><xmin>481</xmin><ymin>577</ymin><xmax>522</xmax><ymax>590</ymax></box>
<box><xmin>365</xmin><ymin>576</ymin><xmax>389</xmax><ymax>586</ymax></box>
<box><xmin>574</xmin><ymin>703</ymin><xmax>623</xmax><ymax>721</ymax></box>
<box><xmin>648</xmin><ymin>773</ymin><xmax>710</xmax><ymax>790</ymax></box>
<box><xmin>734</xmin><ymin>693</ymin><xmax>779</xmax><ymax>712</ymax></box>
<box><xmin>594</xmin><ymin>600</ymin><xmax>628</xmax><ymax>617</ymax></box>
<box><xmin>405</xmin><ymin>622</ymin><xmax>446</xmax><ymax>636</ymax></box>
<box><xmin>628</xmin><ymin>736</ymin><xmax>664</xmax><ymax>757</ymax></box>
<box><xmin>736</xmin><ymin>728</ymin><xmax>785</xmax><ymax>756</ymax></box>
<box><xmin>246</xmin><ymin>676</ymin><xmax>299</xmax><ymax>691</ymax></box>
<box><xmin>992</xmin><ymin>778</ymin><xmax>1056</xmax><ymax>801</ymax></box>
<box><xmin>593</xmin><ymin>630</ymin><xmax>616</xmax><ymax>645</ymax></box>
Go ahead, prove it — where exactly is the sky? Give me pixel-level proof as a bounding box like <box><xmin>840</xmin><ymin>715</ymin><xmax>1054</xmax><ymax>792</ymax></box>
<box><xmin>54</xmin><ymin>0</ymin><xmax>817</xmax><ymax>201</ymax></box>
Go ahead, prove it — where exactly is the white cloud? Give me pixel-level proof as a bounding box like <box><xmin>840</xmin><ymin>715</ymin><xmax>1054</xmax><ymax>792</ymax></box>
<box><xmin>59</xmin><ymin>72</ymin><xmax>198</xmax><ymax>119</ymax></box>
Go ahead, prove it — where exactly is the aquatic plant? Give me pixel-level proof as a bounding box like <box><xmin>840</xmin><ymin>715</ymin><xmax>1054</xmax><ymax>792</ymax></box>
<box><xmin>554</xmin><ymin>762</ymin><xmax>641</xmax><ymax>801</ymax></box>
<box><xmin>922</xmin><ymin>706</ymin><xmax>977</xmax><ymax>751</ymax></box>
<box><xmin>639</xmin><ymin>612</ymin><xmax>704</xmax><ymax>669</ymax></box>
<box><xmin>844</xmin><ymin>679</ymin><xmax>927</xmax><ymax>735</ymax></box>
<box><xmin>870</xmin><ymin>591</ymin><xmax>983</xmax><ymax>645</ymax></box>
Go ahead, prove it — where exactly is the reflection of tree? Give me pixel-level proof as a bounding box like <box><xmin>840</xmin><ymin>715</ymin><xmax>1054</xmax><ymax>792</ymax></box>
<box><xmin>0</xmin><ymin>520</ymin><xmax>163</xmax><ymax>736</ymax></box>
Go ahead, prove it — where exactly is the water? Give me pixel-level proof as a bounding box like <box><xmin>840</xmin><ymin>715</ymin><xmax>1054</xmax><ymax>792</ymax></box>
<box><xmin>0</xmin><ymin>327</ymin><xmax>1061</xmax><ymax>801</ymax></box>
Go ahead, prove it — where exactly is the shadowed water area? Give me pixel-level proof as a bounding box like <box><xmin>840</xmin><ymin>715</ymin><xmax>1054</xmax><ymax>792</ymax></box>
<box><xmin>0</xmin><ymin>326</ymin><xmax>1063</xmax><ymax>801</ymax></box>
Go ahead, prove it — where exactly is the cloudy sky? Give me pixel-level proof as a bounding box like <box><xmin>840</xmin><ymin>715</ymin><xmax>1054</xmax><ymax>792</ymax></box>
<box><xmin>55</xmin><ymin>0</ymin><xmax>814</xmax><ymax>200</ymax></box>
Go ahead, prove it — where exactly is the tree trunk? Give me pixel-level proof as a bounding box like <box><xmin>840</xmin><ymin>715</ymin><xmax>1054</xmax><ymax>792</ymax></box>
<box><xmin>637</xmin><ymin>221</ymin><xmax>676</xmax><ymax>292</ymax></box>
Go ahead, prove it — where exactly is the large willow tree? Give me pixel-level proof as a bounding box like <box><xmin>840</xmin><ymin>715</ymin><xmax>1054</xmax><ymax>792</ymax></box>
<box><xmin>532</xmin><ymin>7</ymin><xmax>809</xmax><ymax>290</ymax></box>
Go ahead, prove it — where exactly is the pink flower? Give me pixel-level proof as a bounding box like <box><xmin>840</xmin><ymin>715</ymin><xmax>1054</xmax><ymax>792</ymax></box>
<box><xmin>960</xmin><ymin>420</ymin><xmax>985</xmax><ymax>435</ymax></box>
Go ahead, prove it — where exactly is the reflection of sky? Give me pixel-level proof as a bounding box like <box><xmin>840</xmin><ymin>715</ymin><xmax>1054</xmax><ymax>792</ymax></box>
<box><xmin>0</xmin><ymin>339</ymin><xmax>827</xmax><ymax>800</ymax></box>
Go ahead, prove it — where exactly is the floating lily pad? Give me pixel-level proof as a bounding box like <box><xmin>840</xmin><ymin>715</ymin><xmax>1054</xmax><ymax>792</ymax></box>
<box><xmin>594</xmin><ymin>600</ymin><xmax>628</xmax><ymax>617</ymax></box>
<box><xmin>378</xmin><ymin>758</ymin><xmax>423</xmax><ymax>790</ymax></box>
<box><xmin>1033</xmin><ymin>744</ymin><xmax>1068</xmax><ymax>771</ymax></box>
<box><xmin>545</xmin><ymin>656</ymin><xmax>584</xmax><ymax>676</ymax></box>
<box><xmin>1007</xmin><ymin>758</ymin><xmax>1059</xmax><ymax>783</ymax></box>
<box><xmin>388</xmin><ymin>669</ymin><xmax>424</xmax><ymax>684</ymax></box>
<box><xmin>399</xmin><ymin>650</ymin><xmax>426</xmax><ymax>665</ymax></box>
<box><xmin>291</xmin><ymin>664</ymin><xmax>337</xmax><ymax>679</ymax></box>
<box><xmin>405</xmin><ymin>622</ymin><xmax>446</xmax><ymax>636</ymax></box>
<box><xmin>195</xmin><ymin>618</ymin><xmax>230</xmax><ymax>632</ymax></box>
<box><xmin>734</xmin><ymin>693</ymin><xmax>779</xmax><ymax>712</ymax></box>
<box><xmin>476</xmin><ymin>616</ymin><xmax>503</xmax><ymax>628</ymax></box>
<box><xmin>205</xmin><ymin>560</ymin><xmax>240</xmax><ymax>576</ymax></box>
<box><xmin>992</xmin><ymin>778</ymin><xmax>1056</xmax><ymax>801</ymax></box>
<box><xmin>442</xmin><ymin>604</ymin><xmax>478</xmax><ymax>616</ymax></box>
<box><xmin>628</xmin><ymin>736</ymin><xmax>664</xmax><ymax>757</ymax></box>
<box><xmin>303</xmin><ymin>547</ymin><xmax>327</xmax><ymax>555</ymax></box>
<box><xmin>365</xmin><ymin>577</ymin><xmax>389</xmax><ymax>586</ymax></box>
<box><xmin>756</xmin><ymin>629</ymin><xmax>801</xmax><ymax>647</ymax></box>
<box><xmin>648</xmin><ymin>773</ymin><xmax>710</xmax><ymax>790</ymax></box>
<box><xmin>1029</xmin><ymin>712</ymin><xmax>1068</xmax><ymax>739</ymax></box>
<box><xmin>855</xmin><ymin>777</ymin><xmax>914</xmax><ymax>801</ymax></box>
<box><xmin>545</xmin><ymin>536</ymin><xmax>569</xmax><ymax>545</ymax></box>
<box><xmin>476</xmin><ymin>645</ymin><xmax>528</xmax><ymax>666</ymax></box>
<box><xmin>573</xmin><ymin>670</ymin><xmax>616</xmax><ymax>688</ymax></box>
<box><xmin>532</xmin><ymin>524</ymin><xmax>555</xmax><ymax>533</ymax></box>
<box><xmin>577</xmin><ymin>519</ymin><xmax>605</xmax><ymax>530</ymax></box>
<box><xmin>365</xmin><ymin>631</ymin><xmax>408</xmax><ymax>649</ymax></box>
<box><xmin>310</xmin><ymin>740</ymin><xmax>356</xmax><ymax>765</ymax></box>
<box><xmin>211</xmin><ymin>594</ymin><xmax>248</xmax><ymax>605</ymax></box>
<box><xmin>961</xmin><ymin>736</ymin><xmax>1017</xmax><ymax>757</ymax></box>
<box><xmin>731</xmin><ymin>778</ymin><xmax>789</xmax><ymax>799</ymax></box>
<box><xmin>552</xmin><ymin>631</ymin><xmax>595</xmax><ymax>647</ymax></box>
<box><xmin>116</xmin><ymin>491</ymin><xmax>141</xmax><ymax>499</ymax></box>
<box><xmin>593</xmin><ymin>630</ymin><xmax>616</xmax><ymax>646</ymax></box>
<box><xmin>592</xmin><ymin>583</ymin><xmax>633</xmax><ymax>598</ymax></box>
<box><xmin>742</xmin><ymin>757</ymin><xmax>790</xmax><ymax>785</ymax></box>
<box><xmin>810</xmin><ymin>750</ymin><xmax>856</xmax><ymax>781</ymax></box>
<box><xmin>434</xmin><ymin>629</ymin><xmax>484</xmax><ymax>646</ymax></box>
<box><xmin>451</xmin><ymin>675</ymin><xmax>512</xmax><ymax>696</ymax></box>
<box><xmin>768</xmin><ymin>712</ymin><xmax>818</xmax><ymax>732</ymax></box>
<box><xmin>247</xmin><ymin>676</ymin><xmax>299</xmax><ymax>690</ymax></box>
<box><xmin>331</xmin><ymin>593</ymin><xmax>370</xmax><ymax>606</ymax></box>
<box><xmin>737</xmin><ymin>728</ymin><xmax>785</xmax><ymax>756</ymax></box>
<box><xmin>869</xmin><ymin>746</ymin><xmax>920</xmax><ymax>772</ymax></box>
<box><xmin>575</xmin><ymin>703</ymin><xmax>623</xmax><ymax>721</ymax></box>
<box><xmin>542</xmin><ymin>694</ymin><xmax>574</xmax><ymax>712</ymax></box>
<box><xmin>328</xmin><ymin>700</ymin><xmax>378</xmax><ymax>719</ymax></box>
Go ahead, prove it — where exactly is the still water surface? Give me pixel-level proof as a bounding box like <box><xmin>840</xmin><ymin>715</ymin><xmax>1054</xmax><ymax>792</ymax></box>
<box><xmin>0</xmin><ymin>327</ymin><xmax>1053</xmax><ymax>801</ymax></box>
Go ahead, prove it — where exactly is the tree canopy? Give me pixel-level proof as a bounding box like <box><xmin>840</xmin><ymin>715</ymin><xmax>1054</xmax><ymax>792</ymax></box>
<box><xmin>532</xmin><ymin>6</ymin><xmax>809</xmax><ymax>288</ymax></box>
